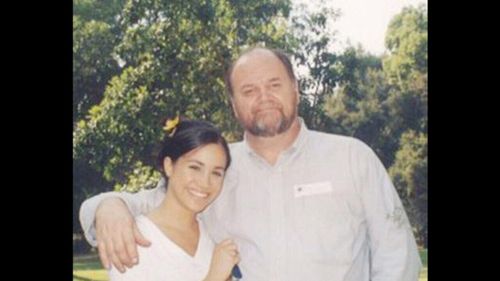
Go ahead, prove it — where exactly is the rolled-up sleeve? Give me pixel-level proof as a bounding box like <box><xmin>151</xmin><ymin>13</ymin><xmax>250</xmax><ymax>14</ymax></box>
<box><xmin>78</xmin><ymin>180</ymin><xmax>166</xmax><ymax>247</ymax></box>
<box><xmin>350</xmin><ymin>139</ymin><xmax>422</xmax><ymax>280</ymax></box>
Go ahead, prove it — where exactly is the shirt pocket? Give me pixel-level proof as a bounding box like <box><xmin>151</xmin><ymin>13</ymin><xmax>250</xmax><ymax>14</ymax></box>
<box><xmin>291</xmin><ymin>180</ymin><xmax>362</xmax><ymax>264</ymax></box>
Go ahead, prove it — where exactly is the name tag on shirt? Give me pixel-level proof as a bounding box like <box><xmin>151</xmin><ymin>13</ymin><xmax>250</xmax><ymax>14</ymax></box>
<box><xmin>293</xmin><ymin>181</ymin><xmax>333</xmax><ymax>198</ymax></box>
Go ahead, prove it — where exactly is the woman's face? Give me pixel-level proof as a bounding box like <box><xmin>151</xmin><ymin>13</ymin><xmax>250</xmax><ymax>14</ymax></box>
<box><xmin>164</xmin><ymin>143</ymin><xmax>228</xmax><ymax>214</ymax></box>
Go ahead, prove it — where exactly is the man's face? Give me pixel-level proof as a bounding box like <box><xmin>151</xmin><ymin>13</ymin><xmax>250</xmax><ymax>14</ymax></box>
<box><xmin>230</xmin><ymin>50</ymin><xmax>299</xmax><ymax>137</ymax></box>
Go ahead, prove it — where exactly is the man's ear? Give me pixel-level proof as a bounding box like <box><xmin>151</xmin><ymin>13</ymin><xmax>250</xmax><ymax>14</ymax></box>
<box><xmin>163</xmin><ymin>157</ymin><xmax>174</xmax><ymax>178</ymax></box>
<box><xmin>230</xmin><ymin>97</ymin><xmax>240</xmax><ymax>119</ymax></box>
<box><xmin>294</xmin><ymin>80</ymin><xmax>300</xmax><ymax>106</ymax></box>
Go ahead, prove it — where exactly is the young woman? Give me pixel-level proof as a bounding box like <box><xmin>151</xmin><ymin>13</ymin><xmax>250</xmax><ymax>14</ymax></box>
<box><xmin>108</xmin><ymin>119</ymin><xmax>239</xmax><ymax>281</ymax></box>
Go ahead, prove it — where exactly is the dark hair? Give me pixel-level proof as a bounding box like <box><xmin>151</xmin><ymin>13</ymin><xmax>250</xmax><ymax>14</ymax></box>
<box><xmin>224</xmin><ymin>47</ymin><xmax>297</xmax><ymax>97</ymax></box>
<box><xmin>156</xmin><ymin>119</ymin><xmax>231</xmax><ymax>180</ymax></box>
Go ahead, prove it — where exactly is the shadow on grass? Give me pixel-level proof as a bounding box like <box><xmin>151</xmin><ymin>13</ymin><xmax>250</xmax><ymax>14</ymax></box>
<box><xmin>73</xmin><ymin>255</ymin><xmax>103</xmax><ymax>271</ymax></box>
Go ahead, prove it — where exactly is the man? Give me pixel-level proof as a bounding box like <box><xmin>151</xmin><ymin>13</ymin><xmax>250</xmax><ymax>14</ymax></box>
<box><xmin>79</xmin><ymin>47</ymin><xmax>422</xmax><ymax>280</ymax></box>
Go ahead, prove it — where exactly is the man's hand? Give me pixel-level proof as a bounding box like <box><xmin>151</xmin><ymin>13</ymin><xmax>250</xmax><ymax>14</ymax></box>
<box><xmin>95</xmin><ymin>197</ymin><xmax>151</xmax><ymax>272</ymax></box>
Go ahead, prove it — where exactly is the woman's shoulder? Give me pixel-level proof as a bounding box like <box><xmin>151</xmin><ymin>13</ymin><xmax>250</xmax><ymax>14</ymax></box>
<box><xmin>135</xmin><ymin>215</ymin><xmax>157</xmax><ymax>236</ymax></box>
<box><xmin>135</xmin><ymin>215</ymin><xmax>171</xmax><ymax>248</ymax></box>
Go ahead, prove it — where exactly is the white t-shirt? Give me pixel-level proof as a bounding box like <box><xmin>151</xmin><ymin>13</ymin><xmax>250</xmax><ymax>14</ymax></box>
<box><xmin>108</xmin><ymin>215</ymin><xmax>214</xmax><ymax>281</ymax></box>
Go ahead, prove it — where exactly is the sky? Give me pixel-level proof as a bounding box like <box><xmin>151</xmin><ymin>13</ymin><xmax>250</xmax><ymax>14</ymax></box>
<box><xmin>293</xmin><ymin>0</ymin><xmax>428</xmax><ymax>55</ymax></box>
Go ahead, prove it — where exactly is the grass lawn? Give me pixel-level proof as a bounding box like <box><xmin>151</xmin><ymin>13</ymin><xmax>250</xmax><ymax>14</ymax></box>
<box><xmin>73</xmin><ymin>255</ymin><xmax>109</xmax><ymax>281</ymax></box>
<box><xmin>73</xmin><ymin>249</ymin><xmax>428</xmax><ymax>281</ymax></box>
<box><xmin>419</xmin><ymin>248</ymin><xmax>428</xmax><ymax>281</ymax></box>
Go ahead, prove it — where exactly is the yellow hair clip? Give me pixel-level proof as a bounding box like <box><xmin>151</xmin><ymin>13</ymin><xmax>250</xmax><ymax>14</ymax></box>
<box><xmin>163</xmin><ymin>115</ymin><xmax>180</xmax><ymax>137</ymax></box>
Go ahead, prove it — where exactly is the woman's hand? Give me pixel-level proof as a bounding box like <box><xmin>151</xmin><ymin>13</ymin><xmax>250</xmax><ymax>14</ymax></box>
<box><xmin>204</xmin><ymin>239</ymin><xmax>240</xmax><ymax>281</ymax></box>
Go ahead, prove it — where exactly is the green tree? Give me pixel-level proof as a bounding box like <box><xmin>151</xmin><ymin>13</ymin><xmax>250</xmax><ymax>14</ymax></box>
<box><xmin>383</xmin><ymin>4</ymin><xmax>427</xmax><ymax>135</ymax></box>
<box><xmin>383</xmin><ymin>4</ymin><xmax>427</xmax><ymax>245</ymax></box>
<box><xmin>73</xmin><ymin>0</ymin><xmax>129</xmax><ymax>122</ymax></box>
<box><xmin>389</xmin><ymin>131</ymin><xmax>427</xmax><ymax>246</ymax></box>
<box><xmin>73</xmin><ymin>1</ymin><xmax>128</xmax><ymax>243</ymax></box>
<box><xmin>287</xmin><ymin>3</ymin><xmax>342</xmax><ymax>130</ymax></box>
<box><xmin>323</xmin><ymin>47</ymin><xmax>395</xmax><ymax>165</ymax></box>
<box><xmin>322</xmin><ymin>4</ymin><xmax>427</xmax><ymax>245</ymax></box>
<box><xmin>383</xmin><ymin>4</ymin><xmax>427</xmax><ymax>89</ymax></box>
<box><xmin>74</xmin><ymin>0</ymin><xmax>126</xmax><ymax>23</ymax></box>
<box><xmin>73</xmin><ymin>0</ymin><xmax>292</xmax><ymax>189</ymax></box>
